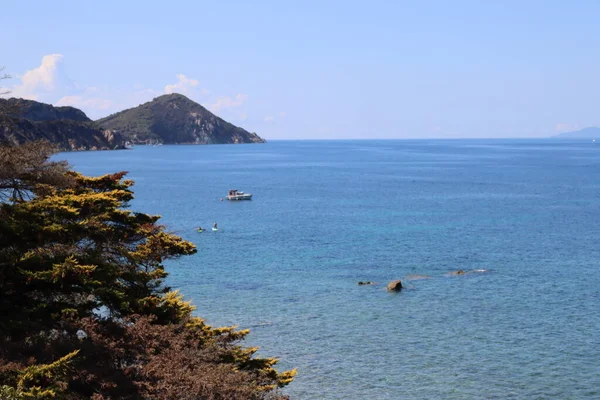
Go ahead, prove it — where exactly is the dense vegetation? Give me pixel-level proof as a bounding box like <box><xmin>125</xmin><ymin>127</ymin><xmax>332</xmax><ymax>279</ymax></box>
<box><xmin>1</xmin><ymin>98</ymin><xmax>91</xmax><ymax>122</ymax></box>
<box><xmin>0</xmin><ymin>141</ymin><xmax>294</xmax><ymax>399</ymax></box>
<box><xmin>97</xmin><ymin>93</ymin><xmax>265</xmax><ymax>145</ymax></box>
<box><xmin>0</xmin><ymin>99</ymin><xmax>125</xmax><ymax>151</ymax></box>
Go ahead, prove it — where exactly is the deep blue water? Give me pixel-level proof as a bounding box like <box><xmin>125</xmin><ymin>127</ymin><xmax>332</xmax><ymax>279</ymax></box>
<box><xmin>59</xmin><ymin>140</ymin><xmax>600</xmax><ymax>399</ymax></box>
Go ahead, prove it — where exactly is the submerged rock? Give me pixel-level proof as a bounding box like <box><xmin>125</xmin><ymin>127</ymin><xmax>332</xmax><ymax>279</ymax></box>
<box><xmin>386</xmin><ymin>280</ymin><xmax>403</xmax><ymax>291</ymax></box>
<box><xmin>405</xmin><ymin>274</ymin><xmax>431</xmax><ymax>280</ymax></box>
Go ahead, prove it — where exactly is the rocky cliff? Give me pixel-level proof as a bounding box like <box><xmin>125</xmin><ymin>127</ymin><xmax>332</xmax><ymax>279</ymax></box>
<box><xmin>0</xmin><ymin>98</ymin><xmax>125</xmax><ymax>151</ymax></box>
<box><xmin>97</xmin><ymin>93</ymin><xmax>265</xmax><ymax>144</ymax></box>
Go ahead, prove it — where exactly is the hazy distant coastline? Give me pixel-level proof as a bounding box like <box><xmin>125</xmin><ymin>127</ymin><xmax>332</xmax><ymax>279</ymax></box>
<box><xmin>552</xmin><ymin>127</ymin><xmax>600</xmax><ymax>139</ymax></box>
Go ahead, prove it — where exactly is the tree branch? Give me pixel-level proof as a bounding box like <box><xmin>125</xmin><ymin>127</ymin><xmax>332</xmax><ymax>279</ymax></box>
<box><xmin>1</xmin><ymin>66</ymin><xmax>11</xmax><ymax>96</ymax></box>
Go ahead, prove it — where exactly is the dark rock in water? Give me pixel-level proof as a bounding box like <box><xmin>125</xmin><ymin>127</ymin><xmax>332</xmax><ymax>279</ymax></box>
<box><xmin>386</xmin><ymin>280</ymin><xmax>403</xmax><ymax>291</ymax></box>
<box><xmin>358</xmin><ymin>281</ymin><xmax>375</xmax><ymax>286</ymax></box>
<box><xmin>97</xmin><ymin>93</ymin><xmax>265</xmax><ymax>145</ymax></box>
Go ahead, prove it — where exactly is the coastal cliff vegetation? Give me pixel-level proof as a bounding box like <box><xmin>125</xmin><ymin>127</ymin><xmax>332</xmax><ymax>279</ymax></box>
<box><xmin>97</xmin><ymin>93</ymin><xmax>266</xmax><ymax>145</ymax></box>
<box><xmin>0</xmin><ymin>141</ymin><xmax>294</xmax><ymax>399</ymax></box>
<box><xmin>0</xmin><ymin>98</ymin><xmax>126</xmax><ymax>151</ymax></box>
<box><xmin>0</xmin><ymin>69</ymin><xmax>265</xmax><ymax>150</ymax></box>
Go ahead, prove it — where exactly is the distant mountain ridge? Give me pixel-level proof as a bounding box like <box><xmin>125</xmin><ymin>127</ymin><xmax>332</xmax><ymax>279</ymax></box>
<box><xmin>0</xmin><ymin>98</ymin><xmax>125</xmax><ymax>151</ymax></box>
<box><xmin>97</xmin><ymin>93</ymin><xmax>265</xmax><ymax>145</ymax></box>
<box><xmin>553</xmin><ymin>127</ymin><xmax>600</xmax><ymax>139</ymax></box>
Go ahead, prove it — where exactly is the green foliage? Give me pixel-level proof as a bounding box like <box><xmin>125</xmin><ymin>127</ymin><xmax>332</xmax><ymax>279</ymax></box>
<box><xmin>1</xmin><ymin>168</ymin><xmax>196</xmax><ymax>336</ymax></box>
<box><xmin>16</xmin><ymin>350</ymin><xmax>79</xmax><ymax>398</ymax></box>
<box><xmin>0</xmin><ymin>142</ymin><xmax>293</xmax><ymax>399</ymax></box>
<box><xmin>0</xmin><ymin>385</ymin><xmax>23</xmax><ymax>400</ymax></box>
<box><xmin>0</xmin><ymin>351</ymin><xmax>79</xmax><ymax>399</ymax></box>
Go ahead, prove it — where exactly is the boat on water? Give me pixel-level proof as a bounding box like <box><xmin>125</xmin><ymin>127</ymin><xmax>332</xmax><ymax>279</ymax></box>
<box><xmin>226</xmin><ymin>189</ymin><xmax>252</xmax><ymax>201</ymax></box>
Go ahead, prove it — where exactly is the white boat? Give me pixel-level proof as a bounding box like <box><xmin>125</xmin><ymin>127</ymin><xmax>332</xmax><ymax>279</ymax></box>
<box><xmin>226</xmin><ymin>189</ymin><xmax>252</xmax><ymax>200</ymax></box>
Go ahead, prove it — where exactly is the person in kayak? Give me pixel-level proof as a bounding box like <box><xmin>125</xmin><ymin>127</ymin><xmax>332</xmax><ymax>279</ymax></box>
<box><xmin>197</xmin><ymin>226</ymin><xmax>203</xmax><ymax>232</ymax></box>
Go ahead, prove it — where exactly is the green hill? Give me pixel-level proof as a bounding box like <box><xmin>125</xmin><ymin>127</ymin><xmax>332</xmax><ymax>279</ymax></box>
<box><xmin>0</xmin><ymin>98</ymin><xmax>125</xmax><ymax>151</ymax></box>
<box><xmin>97</xmin><ymin>93</ymin><xmax>265</xmax><ymax>144</ymax></box>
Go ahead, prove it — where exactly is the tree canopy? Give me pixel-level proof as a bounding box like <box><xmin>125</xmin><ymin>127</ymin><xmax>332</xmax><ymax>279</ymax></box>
<box><xmin>0</xmin><ymin>141</ymin><xmax>295</xmax><ymax>399</ymax></box>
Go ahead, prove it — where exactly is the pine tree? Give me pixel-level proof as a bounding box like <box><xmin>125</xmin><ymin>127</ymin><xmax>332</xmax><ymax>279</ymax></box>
<box><xmin>0</xmin><ymin>141</ymin><xmax>295</xmax><ymax>398</ymax></box>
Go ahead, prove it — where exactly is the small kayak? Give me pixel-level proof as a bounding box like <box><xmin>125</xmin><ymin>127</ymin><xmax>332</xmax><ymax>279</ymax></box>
<box><xmin>212</xmin><ymin>228</ymin><xmax>219</xmax><ymax>232</ymax></box>
<box><xmin>197</xmin><ymin>229</ymin><xmax>203</xmax><ymax>233</ymax></box>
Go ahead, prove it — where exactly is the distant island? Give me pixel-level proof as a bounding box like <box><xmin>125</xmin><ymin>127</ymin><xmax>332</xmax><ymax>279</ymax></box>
<box><xmin>552</xmin><ymin>127</ymin><xmax>600</xmax><ymax>139</ymax></box>
<box><xmin>0</xmin><ymin>94</ymin><xmax>265</xmax><ymax>151</ymax></box>
<box><xmin>98</xmin><ymin>93</ymin><xmax>265</xmax><ymax>145</ymax></box>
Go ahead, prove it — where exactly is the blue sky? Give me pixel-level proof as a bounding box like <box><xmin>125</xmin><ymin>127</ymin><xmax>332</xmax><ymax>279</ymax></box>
<box><xmin>1</xmin><ymin>0</ymin><xmax>599</xmax><ymax>139</ymax></box>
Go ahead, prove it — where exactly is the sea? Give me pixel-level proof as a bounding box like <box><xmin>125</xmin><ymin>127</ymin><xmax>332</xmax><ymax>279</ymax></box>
<box><xmin>58</xmin><ymin>139</ymin><xmax>600</xmax><ymax>399</ymax></box>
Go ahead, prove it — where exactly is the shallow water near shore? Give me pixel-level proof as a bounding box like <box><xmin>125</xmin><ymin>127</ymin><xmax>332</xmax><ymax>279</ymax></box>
<box><xmin>59</xmin><ymin>139</ymin><xmax>600</xmax><ymax>399</ymax></box>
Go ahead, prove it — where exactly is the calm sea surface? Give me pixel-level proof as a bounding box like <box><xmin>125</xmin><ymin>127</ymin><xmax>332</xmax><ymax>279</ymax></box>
<box><xmin>59</xmin><ymin>140</ymin><xmax>600</xmax><ymax>399</ymax></box>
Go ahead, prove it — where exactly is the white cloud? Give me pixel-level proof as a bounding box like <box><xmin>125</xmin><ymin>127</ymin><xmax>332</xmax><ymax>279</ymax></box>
<box><xmin>164</xmin><ymin>74</ymin><xmax>209</xmax><ymax>96</ymax></box>
<box><xmin>56</xmin><ymin>96</ymin><xmax>112</xmax><ymax>110</ymax></box>
<box><xmin>264</xmin><ymin>112</ymin><xmax>285</xmax><ymax>122</ymax></box>
<box><xmin>555</xmin><ymin>123</ymin><xmax>577</xmax><ymax>132</ymax></box>
<box><xmin>208</xmin><ymin>94</ymin><xmax>248</xmax><ymax>113</ymax></box>
<box><xmin>11</xmin><ymin>54</ymin><xmax>70</xmax><ymax>100</ymax></box>
<box><xmin>7</xmin><ymin>58</ymin><xmax>254</xmax><ymax>123</ymax></box>
<box><xmin>9</xmin><ymin>54</ymin><xmax>114</xmax><ymax>118</ymax></box>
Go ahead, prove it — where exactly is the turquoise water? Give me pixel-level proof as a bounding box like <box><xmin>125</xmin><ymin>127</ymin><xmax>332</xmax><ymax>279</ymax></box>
<box><xmin>59</xmin><ymin>140</ymin><xmax>600</xmax><ymax>399</ymax></box>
